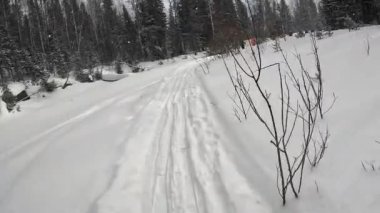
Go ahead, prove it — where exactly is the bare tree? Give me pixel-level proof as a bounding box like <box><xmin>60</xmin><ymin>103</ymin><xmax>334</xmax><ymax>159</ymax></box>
<box><xmin>222</xmin><ymin>33</ymin><xmax>333</xmax><ymax>204</ymax></box>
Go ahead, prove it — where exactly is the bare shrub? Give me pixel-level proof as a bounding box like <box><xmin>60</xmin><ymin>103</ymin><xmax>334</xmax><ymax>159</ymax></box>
<box><xmin>222</xmin><ymin>34</ymin><xmax>334</xmax><ymax>205</ymax></box>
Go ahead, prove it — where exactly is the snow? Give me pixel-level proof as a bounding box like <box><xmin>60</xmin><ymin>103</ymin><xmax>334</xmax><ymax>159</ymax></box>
<box><xmin>200</xmin><ymin>25</ymin><xmax>380</xmax><ymax>213</ymax></box>
<box><xmin>0</xmin><ymin>26</ymin><xmax>380</xmax><ymax>213</ymax></box>
<box><xmin>0</xmin><ymin>82</ymin><xmax>26</xmax><ymax>97</ymax></box>
<box><xmin>0</xmin><ymin>101</ymin><xmax>9</xmax><ymax>118</ymax></box>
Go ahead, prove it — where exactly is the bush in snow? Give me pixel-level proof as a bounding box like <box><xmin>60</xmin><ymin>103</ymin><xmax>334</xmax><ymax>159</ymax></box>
<box><xmin>75</xmin><ymin>72</ymin><xmax>94</xmax><ymax>83</ymax></box>
<box><xmin>343</xmin><ymin>16</ymin><xmax>360</xmax><ymax>31</ymax></box>
<box><xmin>115</xmin><ymin>61</ymin><xmax>123</xmax><ymax>74</ymax></box>
<box><xmin>1</xmin><ymin>87</ymin><xmax>16</xmax><ymax>104</ymax></box>
<box><xmin>94</xmin><ymin>71</ymin><xmax>102</xmax><ymax>81</ymax></box>
<box><xmin>1</xmin><ymin>86</ymin><xmax>16</xmax><ymax>111</ymax></box>
<box><xmin>41</xmin><ymin>80</ymin><xmax>57</xmax><ymax>93</ymax></box>
<box><xmin>295</xmin><ymin>31</ymin><xmax>305</xmax><ymax>38</ymax></box>
<box><xmin>223</xmin><ymin>32</ymin><xmax>334</xmax><ymax>205</ymax></box>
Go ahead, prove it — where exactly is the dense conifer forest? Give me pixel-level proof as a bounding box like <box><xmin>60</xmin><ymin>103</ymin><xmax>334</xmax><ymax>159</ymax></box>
<box><xmin>1</xmin><ymin>0</ymin><xmax>379</xmax><ymax>83</ymax></box>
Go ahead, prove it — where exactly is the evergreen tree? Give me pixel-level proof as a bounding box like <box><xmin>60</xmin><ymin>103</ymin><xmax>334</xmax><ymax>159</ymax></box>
<box><xmin>138</xmin><ymin>0</ymin><xmax>167</xmax><ymax>60</ymax></box>
<box><xmin>253</xmin><ymin>0</ymin><xmax>265</xmax><ymax>39</ymax></box>
<box><xmin>99</xmin><ymin>0</ymin><xmax>117</xmax><ymax>63</ymax></box>
<box><xmin>0</xmin><ymin>0</ymin><xmax>11</xmax><ymax>32</ymax></box>
<box><xmin>320</xmin><ymin>0</ymin><xmax>370</xmax><ymax>29</ymax></box>
<box><xmin>236</xmin><ymin>0</ymin><xmax>251</xmax><ymax>36</ymax></box>
<box><xmin>78</xmin><ymin>2</ymin><xmax>98</xmax><ymax>70</ymax></box>
<box><xmin>279</xmin><ymin>0</ymin><xmax>293</xmax><ymax>35</ymax></box>
<box><xmin>177</xmin><ymin>0</ymin><xmax>200</xmax><ymax>52</ymax></box>
<box><xmin>196</xmin><ymin>0</ymin><xmax>213</xmax><ymax>50</ymax></box>
<box><xmin>212</xmin><ymin>0</ymin><xmax>242</xmax><ymax>51</ymax></box>
<box><xmin>0</xmin><ymin>27</ymin><xmax>37</xmax><ymax>82</ymax></box>
<box><xmin>167</xmin><ymin>3</ymin><xmax>183</xmax><ymax>56</ymax></box>
<box><xmin>294</xmin><ymin>0</ymin><xmax>319</xmax><ymax>32</ymax></box>
<box><xmin>264</xmin><ymin>0</ymin><xmax>277</xmax><ymax>37</ymax></box>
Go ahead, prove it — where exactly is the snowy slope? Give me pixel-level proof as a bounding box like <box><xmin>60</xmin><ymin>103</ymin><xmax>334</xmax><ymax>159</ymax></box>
<box><xmin>200</xmin><ymin>25</ymin><xmax>380</xmax><ymax>213</ymax></box>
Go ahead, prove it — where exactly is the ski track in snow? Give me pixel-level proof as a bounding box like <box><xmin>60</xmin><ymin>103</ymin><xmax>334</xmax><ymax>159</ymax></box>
<box><xmin>94</xmin><ymin>62</ymin><xmax>269</xmax><ymax>213</ymax></box>
<box><xmin>0</xmin><ymin>60</ymin><xmax>268</xmax><ymax>213</ymax></box>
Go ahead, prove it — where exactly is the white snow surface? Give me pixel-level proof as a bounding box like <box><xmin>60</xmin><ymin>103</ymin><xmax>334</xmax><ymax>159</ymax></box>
<box><xmin>1</xmin><ymin>26</ymin><xmax>380</xmax><ymax>213</ymax></box>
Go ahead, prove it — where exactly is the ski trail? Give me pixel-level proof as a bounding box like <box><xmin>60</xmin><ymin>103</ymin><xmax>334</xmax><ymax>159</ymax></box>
<box><xmin>95</xmin><ymin>61</ymin><xmax>270</xmax><ymax>213</ymax></box>
<box><xmin>0</xmin><ymin>76</ymin><xmax>164</xmax><ymax>162</ymax></box>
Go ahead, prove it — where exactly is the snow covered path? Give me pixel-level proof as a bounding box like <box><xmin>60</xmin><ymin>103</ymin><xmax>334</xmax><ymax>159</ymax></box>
<box><xmin>0</xmin><ymin>59</ymin><xmax>268</xmax><ymax>213</ymax></box>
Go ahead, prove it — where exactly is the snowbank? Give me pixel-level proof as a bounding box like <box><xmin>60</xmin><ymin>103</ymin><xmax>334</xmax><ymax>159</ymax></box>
<box><xmin>91</xmin><ymin>63</ymin><xmax>132</xmax><ymax>82</ymax></box>
<box><xmin>102</xmin><ymin>72</ymin><xmax>129</xmax><ymax>82</ymax></box>
<box><xmin>0</xmin><ymin>100</ymin><xmax>9</xmax><ymax>118</ymax></box>
<box><xmin>199</xmin><ymin>25</ymin><xmax>380</xmax><ymax>213</ymax></box>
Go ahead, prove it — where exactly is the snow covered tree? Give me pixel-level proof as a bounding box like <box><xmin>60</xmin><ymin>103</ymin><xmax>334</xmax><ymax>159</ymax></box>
<box><xmin>0</xmin><ymin>27</ymin><xmax>37</xmax><ymax>82</ymax></box>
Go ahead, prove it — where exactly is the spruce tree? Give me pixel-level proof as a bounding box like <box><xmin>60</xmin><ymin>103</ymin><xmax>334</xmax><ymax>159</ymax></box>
<box><xmin>122</xmin><ymin>5</ymin><xmax>140</xmax><ymax>62</ymax></box>
<box><xmin>236</xmin><ymin>0</ymin><xmax>251</xmax><ymax>36</ymax></box>
<box><xmin>138</xmin><ymin>0</ymin><xmax>167</xmax><ymax>60</ymax></box>
<box><xmin>167</xmin><ymin>3</ymin><xmax>183</xmax><ymax>56</ymax></box>
<box><xmin>253</xmin><ymin>0</ymin><xmax>265</xmax><ymax>39</ymax></box>
<box><xmin>178</xmin><ymin>0</ymin><xmax>197</xmax><ymax>52</ymax></box>
<box><xmin>100</xmin><ymin>0</ymin><xmax>117</xmax><ymax>63</ymax></box>
<box><xmin>212</xmin><ymin>0</ymin><xmax>242</xmax><ymax>51</ymax></box>
<box><xmin>279</xmin><ymin>0</ymin><xmax>293</xmax><ymax>35</ymax></box>
<box><xmin>321</xmin><ymin>0</ymin><xmax>346</xmax><ymax>29</ymax></box>
<box><xmin>196</xmin><ymin>0</ymin><xmax>213</xmax><ymax>50</ymax></box>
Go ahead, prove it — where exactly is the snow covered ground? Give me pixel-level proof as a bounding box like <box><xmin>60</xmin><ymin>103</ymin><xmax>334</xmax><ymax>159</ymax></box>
<box><xmin>1</xmin><ymin>26</ymin><xmax>380</xmax><ymax>213</ymax></box>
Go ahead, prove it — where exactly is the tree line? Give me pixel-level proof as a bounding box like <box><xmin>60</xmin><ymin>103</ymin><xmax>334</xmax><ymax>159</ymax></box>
<box><xmin>1</xmin><ymin>0</ymin><xmax>380</xmax><ymax>84</ymax></box>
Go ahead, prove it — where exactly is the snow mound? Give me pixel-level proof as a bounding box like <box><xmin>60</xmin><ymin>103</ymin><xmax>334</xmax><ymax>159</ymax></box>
<box><xmin>102</xmin><ymin>73</ymin><xmax>129</xmax><ymax>82</ymax></box>
<box><xmin>92</xmin><ymin>63</ymin><xmax>132</xmax><ymax>82</ymax></box>
<box><xmin>0</xmin><ymin>100</ymin><xmax>9</xmax><ymax>118</ymax></box>
<box><xmin>0</xmin><ymin>82</ymin><xmax>26</xmax><ymax>96</ymax></box>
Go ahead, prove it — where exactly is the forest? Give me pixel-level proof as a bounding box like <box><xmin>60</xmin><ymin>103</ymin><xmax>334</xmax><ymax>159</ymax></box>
<box><xmin>1</xmin><ymin>0</ymin><xmax>380</xmax><ymax>84</ymax></box>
